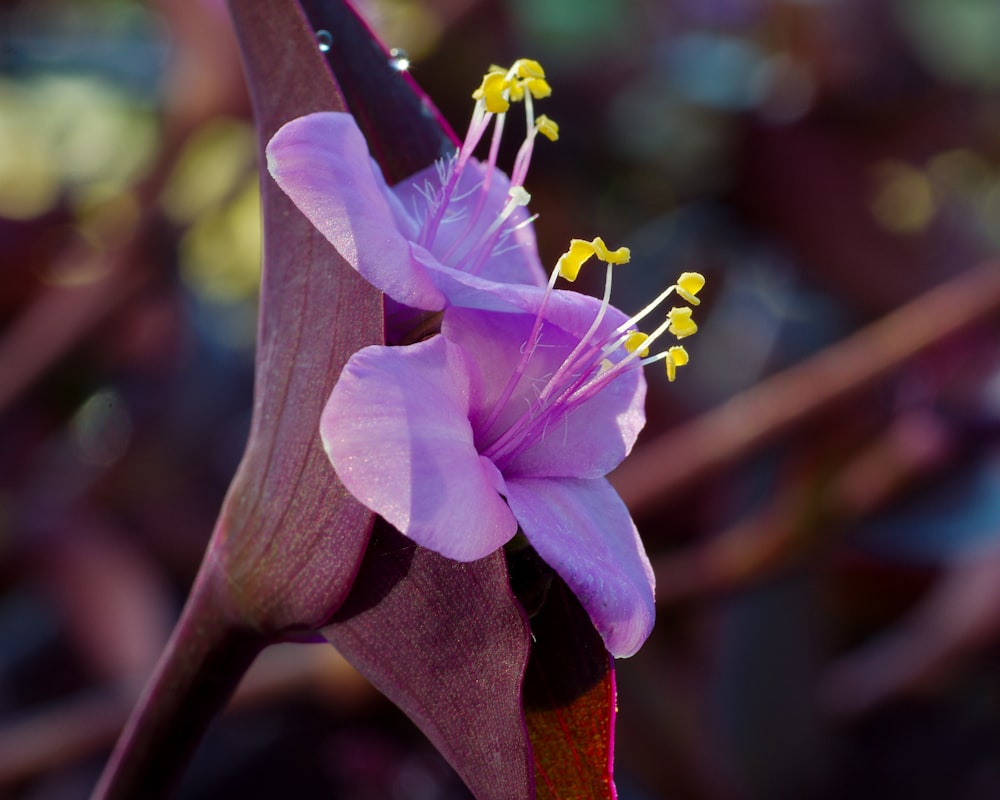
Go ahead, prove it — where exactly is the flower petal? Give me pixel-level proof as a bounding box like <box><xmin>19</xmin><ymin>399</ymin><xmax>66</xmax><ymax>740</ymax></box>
<box><xmin>504</xmin><ymin>476</ymin><xmax>655</xmax><ymax>658</ymax></box>
<box><xmin>266</xmin><ymin>111</ymin><xmax>446</xmax><ymax>310</ymax></box>
<box><xmin>413</xmin><ymin>250</ymin><xmax>548</xmax><ymax>313</ymax></box>
<box><xmin>321</xmin><ymin>337</ymin><xmax>517</xmax><ymax>561</ymax></box>
<box><xmin>422</xmin><ymin>263</ymin><xmax>646</xmax><ymax>361</ymax></box>
<box><xmin>442</xmin><ymin>306</ymin><xmax>646</xmax><ymax>479</ymax></box>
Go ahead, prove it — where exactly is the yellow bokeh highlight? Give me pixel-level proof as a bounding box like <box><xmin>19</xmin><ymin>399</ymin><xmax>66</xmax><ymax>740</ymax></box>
<box><xmin>870</xmin><ymin>160</ymin><xmax>936</xmax><ymax>234</ymax></box>
<box><xmin>0</xmin><ymin>74</ymin><xmax>157</xmax><ymax>220</ymax></box>
<box><xmin>362</xmin><ymin>0</ymin><xmax>442</xmax><ymax>62</ymax></box>
<box><xmin>164</xmin><ymin>118</ymin><xmax>262</xmax><ymax>307</ymax></box>
<box><xmin>161</xmin><ymin>119</ymin><xmax>258</xmax><ymax>225</ymax></box>
<box><xmin>179</xmin><ymin>177</ymin><xmax>262</xmax><ymax>305</ymax></box>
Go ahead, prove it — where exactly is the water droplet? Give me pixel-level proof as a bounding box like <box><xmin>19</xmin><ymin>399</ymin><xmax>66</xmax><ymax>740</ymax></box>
<box><xmin>316</xmin><ymin>30</ymin><xmax>332</xmax><ymax>52</ymax></box>
<box><xmin>389</xmin><ymin>47</ymin><xmax>410</xmax><ymax>72</ymax></box>
<box><xmin>71</xmin><ymin>388</ymin><xmax>133</xmax><ymax>466</ymax></box>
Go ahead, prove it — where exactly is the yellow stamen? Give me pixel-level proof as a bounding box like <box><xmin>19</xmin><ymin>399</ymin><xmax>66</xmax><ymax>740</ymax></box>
<box><xmin>472</xmin><ymin>71</ymin><xmax>510</xmax><ymax>114</ymax></box>
<box><xmin>536</xmin><ymin>114</ymin><xmax>559</xmax><ymax>142</ymax></box>
<box><xmin>592</xmin><ymin>237</ymin><xmax>631</xmax><ymax>265</ymax></box>
<box><xmin>667</xmin><ymin>306</ymin><xmax>698</xmax><ymax>338</ymax></box>
<box><xmin>524</xmin><ymin>77</ymin><xmax>552</xmax><ymax>99</ymax></box>
<box><xmin>514</xmin><ymin>59</ymin><xmax>545</xmax><ymax>79</ymax></box>
<box><xmin>555</xmin><ymin>236</ymin><xmax>630</xmax><ymax>281</ymax></box>
<box><xmin>665</xmin><ymin>346</ymin><xmax>689</xmax><ymax>382</ymax></box>
<box><xmin>555</xmin><ymin>239</ymin><xmax>595</xmax><ymax>282</ymax></box>
<box><xmin>624</xmin><ymin>331</ymin><xmax>650</xmax><ymax>357</ymax></box>
<box><xmin>501</xmin><ymin>59</ymin><xmax>550</xmax><ymax>102</ymax></box>
<box><xmin>676</xmin><ymin>271</ymin><xmax>705</xmax><ymax>305</ymax></box>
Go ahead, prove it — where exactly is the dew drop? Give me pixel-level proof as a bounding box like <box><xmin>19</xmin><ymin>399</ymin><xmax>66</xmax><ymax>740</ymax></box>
<box><xmin>71</xmin><ymin>388</ymin><xmax>133</xmax><ymax>466</ymax></box>
<box><xmin>389</xmin><ymin>47</ymin><xmax>410</xmax><ymax>72</ymax></box>
<box><xmin>316</xmin><ymin>30</ymin><xmax>332</xmax><ymax>52</ymax></box>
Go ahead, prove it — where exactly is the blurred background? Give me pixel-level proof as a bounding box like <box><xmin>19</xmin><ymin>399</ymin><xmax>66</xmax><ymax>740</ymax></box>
<box><xmin>3</xmin><ymin>0</ymin><xmax>1000</xmax><ymax>797</ymax></box>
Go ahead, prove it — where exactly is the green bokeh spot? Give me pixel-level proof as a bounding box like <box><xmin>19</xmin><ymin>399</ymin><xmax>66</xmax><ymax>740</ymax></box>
<box><xmin>896</xmin><ymin>0</ymin><xmax>1000</xmax><ymax>87</ymax></box>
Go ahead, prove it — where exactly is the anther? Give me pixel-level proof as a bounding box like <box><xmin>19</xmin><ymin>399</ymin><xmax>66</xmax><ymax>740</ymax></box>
<box><xmin>513</xmin><ymin>59</ymin><xmax>545</xmax><ymax>79</ymax></box>
<box><xmin>556</xmin><ymin>239</ymin><xmax>597</xmax><ymax>282</ymax></box>
<box><xmin>667</xmin><ymin>307</ymin><xmax>697</xmax><ymax>339</ymax></box>
<box><xmin>676</xmin><ymin>272</ymin><xmax>705</xmax><ymax>305</ymax></box>
<box><xmin>509</xmin><ymin>186</ymin><xmax>531</xmax><ymax>207</ymax></box>
<box><xmin>472</xmin><ymin>71</ymin><xmax>510</xmax><ymax>114</ymax></box>
<box><xmin>592</xmin><ymin>237</ymin><xmax>630</xmax><ymax>265</ymax></box>
<box><xmin>665</xmin><ymin>345</ymin><xmax>689</xmax><ymax>382</ymax></box>
<box><xmin>555</xmin><ymin>237</ymin><xmax>631</xmax><ymax>282</ymax></box>
<box><xmin>535</xmin><ymin>114</ymin><xmax>559</xmax><ymax>142</ymax></box>
<box><xmin>523</xmin><ymin>77</ymin><xmax>552</xmax><ymax>99</ymax></box>
<box><xmin>624</xmin><ymin>331</ymin><xmax>650</xmax><ymax>357</ymax></box>
<box><xmin>506</xmin><ymin>59</ymin><xmax>551</xmax><ymax>101</ymax></box>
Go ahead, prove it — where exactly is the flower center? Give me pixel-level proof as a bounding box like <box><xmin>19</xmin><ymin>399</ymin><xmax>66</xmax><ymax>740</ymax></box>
<box><xmin>416</xmin><ymin>60</ymin><xmax>559</xmax><ymax>277</ymax></box>
<box><xmin>476</xmin><ymin>239</ymin><xmax>706</xmax><ymax>467</ymax></box>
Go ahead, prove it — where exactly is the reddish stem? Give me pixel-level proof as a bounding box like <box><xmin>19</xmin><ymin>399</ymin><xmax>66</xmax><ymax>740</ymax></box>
<box><xmin>90</xmin><ymin>570</ymin><xmax>266</xmax><ymax>800</ymax></box>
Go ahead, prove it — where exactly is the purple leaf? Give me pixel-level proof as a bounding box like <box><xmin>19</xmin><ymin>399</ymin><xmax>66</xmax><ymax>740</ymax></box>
<box><xmin>98</xmin><ymin>5</ymin><xmax>573</xmax><ymax>799</ymax></box>
<box><xmin>322</xmin><ymin>519</ymin><xmax>534</xmax><ymax>800</ymax></box>
<box><xmin>94</xmin><ymin>6</ymin><xmax>389</xmax><ymax>796</ymax></box>
<box><xmin>233</xmin><ymin>5</ymin><xmax>622</xmax><ymax>799</ymax></box>
<box><xmin>297</xmin><ymin>0</ymin><xmax>457</xmax><ymax>183</ymax></box>
<box><xmin>238</xmin><ymin>2</ymin><xmax>538</xmax><ymax>797</ymax></box>
<box><xmin>219</xmin><ymin>0</ymin><xmax>384</xmax><ymax>632</ymax></box>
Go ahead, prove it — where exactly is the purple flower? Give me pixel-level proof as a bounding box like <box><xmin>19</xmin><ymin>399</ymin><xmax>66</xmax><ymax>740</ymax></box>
<box><xmin>319</xmin><ymin>226</ymin><xmax>705</xmax><ymax>656</ymax></box>
<box><xmin>265</xmin><ymin>57</ymin><xmax>708</xmax><ymax>657</ymax></box>
<box><xmin>265</xmin><ymin>61</ymin><xmax>560</xmax><ymax>322</ymax></box>
<box><xmin>321</xmin><ymin>292</ymin><xmax>660</xmax><ymax>656</ymax></box>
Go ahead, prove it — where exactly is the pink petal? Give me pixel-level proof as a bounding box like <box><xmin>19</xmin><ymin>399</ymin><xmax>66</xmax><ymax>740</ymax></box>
<box><xmin>442</xmin><ymin>307</ymin><xmax>646</xmax><ymax>479</ymax></box>
<box><xmin>266</xmin><ymin>112</ymin><xmax>445</xmax><ymax>310</ymax></box>
<box><xmin>504</xmin><ymin>476</ymin><xmax>655</xmax><ymax>658</ymax></box>
<box><xmin>321</xmin><ymin>337</ymin><xmax>517</xmax><ymax>561</ymax></box>
<box><xmin>411</xmin><ymin>250</ymin><xmax>549</xmax><ymax>313</ymax></box>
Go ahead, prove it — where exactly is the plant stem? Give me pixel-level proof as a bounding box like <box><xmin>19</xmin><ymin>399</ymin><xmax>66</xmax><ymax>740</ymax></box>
<box><xmin>90</xmin><ymin>572</ymin><xmax>266</xmax><ymax>800</ymax></box>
